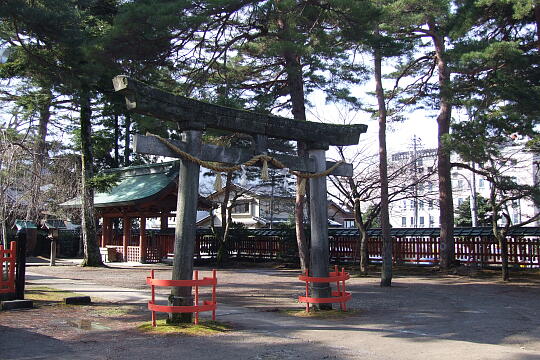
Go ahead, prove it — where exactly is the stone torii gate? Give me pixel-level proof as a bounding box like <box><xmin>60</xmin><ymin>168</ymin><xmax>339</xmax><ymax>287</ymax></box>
<box><xmin>113</xmin><ymin>75</ymin><xmax>367</xmax><ymax>319</ymax></box>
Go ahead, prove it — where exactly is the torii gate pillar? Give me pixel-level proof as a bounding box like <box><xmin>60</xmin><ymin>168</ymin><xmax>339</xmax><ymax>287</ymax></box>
<box><xmin>169</xmin><ymin>129</ymin><xmax>202</xmax><ymax>323</ymax></box>
<box><xmin>308</xmin><ymin>146</ymin><xmax>331</xmax><ymax>309</ymax></box>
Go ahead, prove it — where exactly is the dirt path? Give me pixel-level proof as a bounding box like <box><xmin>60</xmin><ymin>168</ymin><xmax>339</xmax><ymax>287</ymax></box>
<box><xmin>1</xmin><ymin>263</ymin><xmax>540</xmax><ymax>359</ymax></box>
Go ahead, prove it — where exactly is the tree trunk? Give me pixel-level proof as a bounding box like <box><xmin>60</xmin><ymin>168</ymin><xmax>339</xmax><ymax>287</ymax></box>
<box><xmin>114</xmin><ymin>114</ymin><xmax>120</xmax><ymax>167</ymax></box>
<box><xmin>535</xmin><ymin>3</ymin><xmax>540</xmax><ymax>51</ymax></box>
<box><xmin>26</xmin><ymin>88</ymin><xmax>52</xmax><ymax>222</ymax></box>
<box><xmin>79</xmin><ymin>89</ymin><xmax>103</xmax><ymax>267</ymax></box>
<box><xmin>489</xmin><ymin>186</ymin><xmax>509</xmax><ymax>281</ymax></box>
<box><xmin>429</xmin><ymin>21</ymin><xmax>455</xmax><ymax>270</ymax></box>
<box><xmin>1</xmin><ymin>217</ymin><xmax>7</xmax><ymax>248</ymax></box>
<box><xmin>498</xmin><ymin>232</ymin><xmax>510</xmax><ymax>281</ymax></box>
<box><xmin>169</xmin><ymin>130</ymin><xmax>202</xmax><ymax>324</ymax></box>
<box><xmin>354</xmin><ymin>201</ymin><xmax>368</xmax><ymax>275</ymax></box>
<box><xmin>285</xmin><ymin>51</ymin><xmax>311</xmax><ymax>272</ymax></box>
<box><xmin>374</xmin><ymin>39</ymin><xmax>392</xmax><ymax>287</ymax></box>
<box><xmin>347</xmin><ymin>177</ymin><xmax>369</xmax><ymax>274</ymax></box>
<box><xmin>124</xmin><ymin>113</ymin><xmax>131</xmax><ymax>166</ymax></box>
<box><xmin>216</xmin><ymin>173</ymin><xmax>233</xmax><ymax>267</ymax></box>
<box><xmin>277</xmin><ymin>4</ymin><xmax>310</xmax><ymax>272</ymax></box>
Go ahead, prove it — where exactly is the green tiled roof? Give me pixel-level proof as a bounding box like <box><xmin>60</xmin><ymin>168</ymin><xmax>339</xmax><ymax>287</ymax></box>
<box><xmin>198</xmin><ymin>227</ymin><xmax>540</xmax><ymax>237</ymax></box>
<box><xmin>60</xmin><ymin>161</ymin><xmax>179</xmax><ymax>208</ymax></box>
<box><xmin>14</xmin><ymin>220</ymin><xmax>37</xmax><ymax>230</ymax></box>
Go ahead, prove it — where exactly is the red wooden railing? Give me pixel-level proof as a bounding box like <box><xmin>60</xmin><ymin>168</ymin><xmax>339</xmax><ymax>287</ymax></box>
<box><xmin>100</xmin><ymin>229</ymin><xmax>540</xmax><ymax>268</ymax></box>
<box><xmin>0</xmin><ymin>242</ymin><xmax>16</xmax><ymax>295</ymax></box>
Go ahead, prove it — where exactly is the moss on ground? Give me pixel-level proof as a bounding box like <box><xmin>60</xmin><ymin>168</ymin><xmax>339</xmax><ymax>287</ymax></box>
<box><xmin>92</xmin><ymin>305</ymin><xmax>141</xmax><ymax>317</ymax></box>
<box><xmin>282</xmin><ymin>308</ymin><xmax>358</xmax><ymax>319</ymax></box>
<box><xmin>138</xmin><ymin>319</ymin><xmax>232</xmax><ymax>335</ymax></box>
<box><xmin>25</xmin><ymin>286</ymin><xmax>82</xmax><ymax>304</ymax></box>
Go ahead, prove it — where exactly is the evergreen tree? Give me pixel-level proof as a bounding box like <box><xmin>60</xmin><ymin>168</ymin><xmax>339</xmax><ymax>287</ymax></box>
<box><xmin>447</xmin><ymin>0</ymin><xmax>540</xmax><ymax>279</ymax></box>
<box><xmin>166</xmin><ymin>0</ymin><xmax>378</xmax><ymax>274</ymax></box>
<box><xmin>454</xmin><ymin>195</ymin><xmax>491</xmax><ymax>227</ymax></box>
<box><xmin>0</xmin><ymin>0</ymin><xmax>185</xmax><ymax>265</ymax></box>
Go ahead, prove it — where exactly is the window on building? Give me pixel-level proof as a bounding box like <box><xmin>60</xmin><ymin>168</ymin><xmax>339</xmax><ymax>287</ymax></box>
<box><xmin>231</xmin><ymin>202</ymin><xmax>250</xmax><ymax>214</ymax></box>
<box><xmin>417</xmin><ymin>158</ymin><xmax>423</xmax><ymax>167</ymax></box>
<box><xmin>429</xmin><ymin>215</ymin><xmax>435</xmax><ymax>227</ymax></box>
<box><xmin>401</xmin><ymin>217</ymin><xmax>406</xmax><ymax>227</ymax></box>
<box><xmin>512</xmin><ymin>200</ymin><xmax>519</xmax><ymax>208</ymax></box>
<box><xmin>458</xmin><ymin>198</ymin><xmax>464</xmax><ymax>206</ymax></box>
<box><xmin>410</xmin><ymin>217</ymin><xmax>414</xmax><ymax>226</ymax></box>
<box><xmin>428</xmin><ymin>183</ymin><xmax>434</xmax><ymax>191</ymax></box>
<box><xmin>418</xmin><ymin>184</ymin><xmax>424</xmax><ymax>193</ymax></box>
<box><xmin>513</xmin><ymin>213</ymin><xmax>519</xmax><ymax>224</ymax></box>
<box><xmin>479</xmin><ymin>179</ymin><xmax>485</xmax><ymax>189</ymax></box>
<box><xmin>428</xmin><ymin>200</ymin><xmax>433</xmax><ymax>209</ymax></box>
<box><xmin>419</xmin><ymin>216</ymin><xmax>425</xmax><ymax>227</ymax></box>
<box><xmin>410</xmin><ymin>199</ymin><xmax>415</xmax><ymax>209</ymax></box>
<box><xmin>403</xmin><ymin>200</ymin><xmax>407</xmax><ymax>208</ymax></box>
<box><xmin>343</xmin><ymin>220</ymin><xmax>355</xmax><ymax>228</ymax></box>
<box><xmin>419</xmin><ymin>200</ymin><xmax>424</xmax><ymax>209</ymax></box>
<box><xmin>457</xmin><ymin>179</ymin><xmax>464</xmax><ymax>190</ymax></box>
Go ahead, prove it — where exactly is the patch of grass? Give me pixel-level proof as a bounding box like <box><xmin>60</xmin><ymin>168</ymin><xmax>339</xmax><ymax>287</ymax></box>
<box><xmin>138</xmin><ymin>319</ymin><xmax>232</xmax><ymax>335</ymax></box>
<box><xmin>282</xmin><ymin>308</ymin><xmax>358</xmax><ymax>319</ymax></box>
<box><xmin>25</xmin><ymin>286</ymin><xmax>82</xmax><ymax>304</ymax></box>
<box><xmin>92</xmin><ymin>305</ymin><xmax>141</xmax><ymax>317</ymax></box>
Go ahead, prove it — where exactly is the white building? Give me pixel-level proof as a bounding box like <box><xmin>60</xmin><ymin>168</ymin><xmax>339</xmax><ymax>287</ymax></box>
<box><xmin>388</xmin><ymin>146</ymin><xmax>540</xmax><ymax>228</ymax></box>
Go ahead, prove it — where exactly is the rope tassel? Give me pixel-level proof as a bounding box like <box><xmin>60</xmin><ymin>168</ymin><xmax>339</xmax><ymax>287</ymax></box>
<box><xmin>240</xmin><ymin>165</ymin><xmax>247</xmax><ymax>186</ymax></box>
<box><xmin>214</xmin><ymin>172</ymin><xmax>222</xmax><ymax>191</ymax></box>
<box><xmin>261</xmin><ymin>159</ymin><xmax>269</xmax><ymax>181</ymax></box>
<box><xmin>298</xmin><ymin>177</ymin><xmax>306</xmax><ymax>196</ymax></box>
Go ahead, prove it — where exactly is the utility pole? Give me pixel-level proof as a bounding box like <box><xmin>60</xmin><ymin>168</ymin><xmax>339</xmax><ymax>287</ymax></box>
<box><xmin>470</xmin><ymin>162</ymin><xmax>478</xmax><ymax>227</ymax></box>
<box><xmin>412</xmin><ymin>135</ymin><xmax>419</xmax><ymax>228</ymax></box>
<box><xmin>269</xmin><ymin>170</ymin><xmax>275</xmax><ymax>229</ymax></box>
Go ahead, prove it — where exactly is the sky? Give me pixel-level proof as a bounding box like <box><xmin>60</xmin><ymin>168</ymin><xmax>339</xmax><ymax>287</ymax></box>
<box><xmin>305</xmin><ymin>89</ymin><xmax>440</xmax><ymax>160</ymax></box>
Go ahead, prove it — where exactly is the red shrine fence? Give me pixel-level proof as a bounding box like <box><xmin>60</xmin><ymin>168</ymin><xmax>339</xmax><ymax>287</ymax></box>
<box><xmin>100</xmin><ymin>228</ymin><xmax>540</xmax><ymax>268</ymax></box>
<box><xmin>0</xmin><ymin>242</ymin><xmax>16</xmax><ymax>295</ymax></box>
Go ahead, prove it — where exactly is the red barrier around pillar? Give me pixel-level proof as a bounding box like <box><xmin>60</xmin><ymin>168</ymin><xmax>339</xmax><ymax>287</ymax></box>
<box><xmin>298</xmin><ymin>265</ymin><xmax>351</xmax><ymax>312</ymax></box>
<box><xmin>146</xmin><ymin>269</ymin><xmax>217</xmax><ymax>326</ymax></box>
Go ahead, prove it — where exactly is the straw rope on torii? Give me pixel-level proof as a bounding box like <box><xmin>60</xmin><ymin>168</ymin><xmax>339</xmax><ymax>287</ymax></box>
<box><xmin>147</xmin><ymin>132</ymin><xmax>344</xmax><ymax>193</ymax></box>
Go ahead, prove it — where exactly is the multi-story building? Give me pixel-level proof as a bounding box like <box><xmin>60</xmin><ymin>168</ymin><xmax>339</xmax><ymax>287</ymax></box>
<box><xmin>388</xmin><ymin>145</ymin><xmax>540</xmax><ymax>228</ymax></box>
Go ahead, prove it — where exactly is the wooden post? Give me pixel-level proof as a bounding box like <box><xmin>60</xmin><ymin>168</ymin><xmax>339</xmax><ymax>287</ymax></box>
<box><xmin>160</xmin><ymin>215</ymin><xmax>168</xmax><ymax>230</ymax></box>
<box><xmin>102</xmin><ymin>217</ymin><xmax>112</xmax><ymax>247</ymax></box>
<box><xmin>100</xmin><ymin>217</ymin><xmax>105</xmax><ymax>248</ymax></box>
<box><xmin>122</xmin><ymin>217</ymin><xmax>131</xmax><ymax>262</ymax></box>
<box><xmin>308</xmin><ymin>147</ymin><xmax>332</xmax><ymax>310</ymax></box>
<box><xmin>140</xmin><ymin>217</ymin><xmax>147</xmax><ymax>263</ymax></box>
<box><xmin>50</xmin><ymin>239</ymin><xmax>56</xmax><ymax>266</ymax></box>
<box><xmin>15</xmin><ymin>231</ymin><xmax>26</xmax><ymax>300</ymax></box>
<box><xmin>169</xmin><ymin>129</ymin><xmax>202</xmax><ymax>324</ymax></box>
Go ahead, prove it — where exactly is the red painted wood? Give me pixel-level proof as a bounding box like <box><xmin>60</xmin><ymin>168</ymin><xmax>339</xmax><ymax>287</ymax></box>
<box><xmin>0</xmin><ymin>242</ymin><xmax>16</xmax><ymax>294</ymax></box>
<box><xmin>147</xmin><ymin>269</ymin><xmax>218</xmax><ymax>327</ymax></box>
<box><xmin>298</xmin><ymin>266</ymin><xmax>351</xmax><ymax>312</ymax></box>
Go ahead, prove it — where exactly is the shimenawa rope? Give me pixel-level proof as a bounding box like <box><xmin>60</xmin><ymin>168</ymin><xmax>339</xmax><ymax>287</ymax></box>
<box><xmin>148</xmin><ymin>133</ymin><xmax>343</xmax><ymax>193</ymax></box>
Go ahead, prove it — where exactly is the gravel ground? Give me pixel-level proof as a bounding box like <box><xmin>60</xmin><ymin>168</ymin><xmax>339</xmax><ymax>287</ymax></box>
<box><xmin>2</xmin><ymin>261</ymin><xmax>540</xmax><ymax>360</ymax></box>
